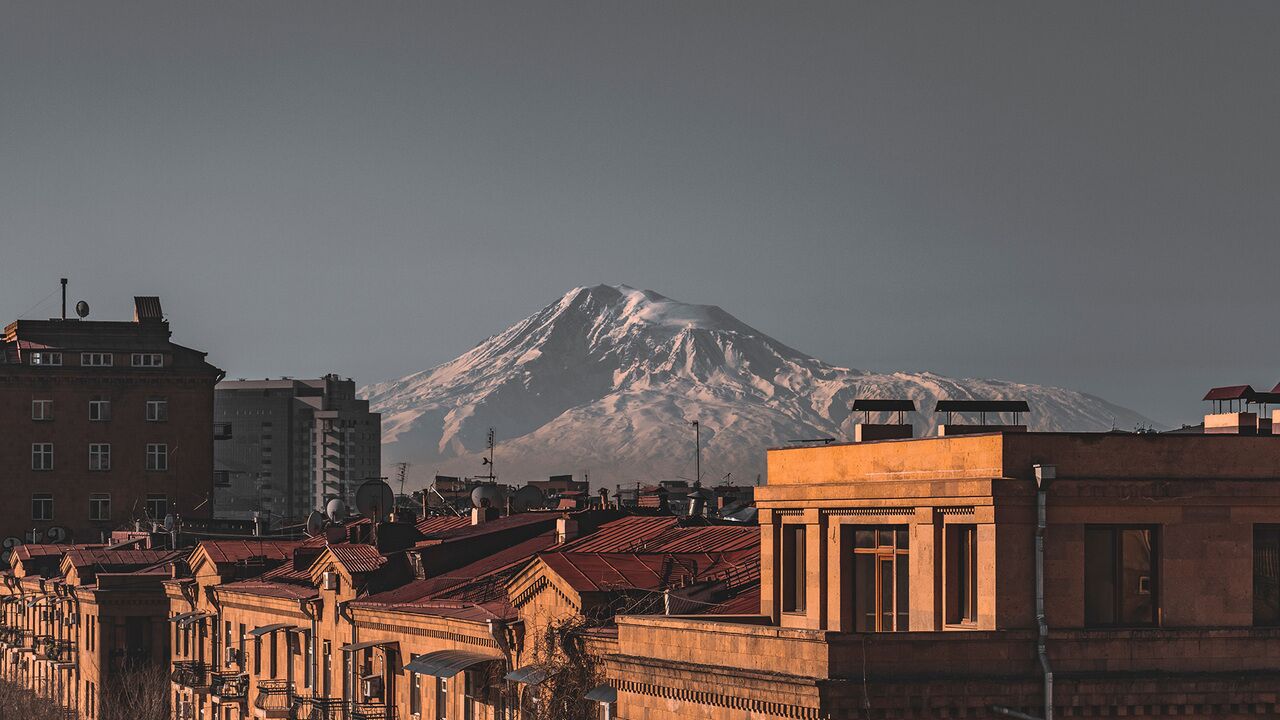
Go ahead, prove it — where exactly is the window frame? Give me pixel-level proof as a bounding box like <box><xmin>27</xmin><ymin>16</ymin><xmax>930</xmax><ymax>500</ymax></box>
<box><xmin>1255</xmin><ymin>524</ymin><xmax>1280</xmax><ymax>626</ymax></box>
<box><xmin>946</xmin><ymin>524</ymin><xmax>979</xmax><ymax>626</ymax></box>
<box><xmin>80</xmin><ymin>352</ymin><xmax>113</xmax><ymax>367</ymax></box>
<box><xmin>852</xmin><ymin>525</ymin><xmax>911</xmax><ymax>632</ymax></box>
<box><xmin>30</xmin><ymin>352</ymin><xmax>62</xmax><ymax>366</ymax></box>
<box><xmin>31</xmin><ymin>399</ymin><xmax>52</xmax><ymax>421</ymax></box>
<box><xmin>145</xmin><ymin>398</ymin><xmax>169</xmax><ymax>422</ymax></box>
<box><xmin>146</xmin><ymin>443</ymin><xmax>168</xmax><ymax>471</ymax></box>
<box><xmin>89</xmin><ymin>494</ymin><xmax>111</xmax><ymax>522</ymax></box>
<box><xmin>31</xmin><ymin>493</ymin><xmax>54</xmax><ymax>521</ymax></box>
<box><xmin>145</xmin><ymin>494</ymin><xmax>168</xmax><ymax>520</ymax></box>
<box><xmin>88</xmin><ymin>443</ymin><xmax>111</xmax><ymax>472</ymax></box>
<box><xmin>780</xmin><ymin>524</ymin><xmax>807</xmax><ymax>613</ymax></box>
<box><xmin>1084</xmin><ymin>524</ymin><xmax>1160</xmax><ymax>628</ymax></box>
<box><xmin>32</xmin><ymin>443</ymin><xmax>53</xmax><ymax>471</ymax></box>
<box><xmin>131</xmin><ymin>353</ymin><xmax>164</xmax><ymax>367</ymax></box>
<box><xmin>89</xmin><ymin>398</ymin><xmax>111</xmax><ymax>422</ymax></box>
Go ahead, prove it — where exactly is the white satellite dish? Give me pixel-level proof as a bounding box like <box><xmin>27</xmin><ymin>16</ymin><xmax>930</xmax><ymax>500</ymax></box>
<box><xmin>75</xmin><ymin>301</ymin><xmax>90</xmax><ymax>319</ymax></box>
<box><xmin>355</xmin><ymin>480</ymin><xmax>396</xmax><ymax>522</ymax></box>
<box><xmin>471</xmin><ymin>484</ymin><xmax>507</xmax><ymax>509</ymax></box>
<box><xmin>163</xmin><ymin>514</ymin><xmax>176</xmax><ymax>532</ymax></box>
<box><xmin>325</xmin><ymin>498</ymin><xmax>347</xmax><ymax>523</ymax></box>
<box><xmin>304</xmin><ymin>510</ymin><xmax>326</xmax><ymax>537</ymax></box>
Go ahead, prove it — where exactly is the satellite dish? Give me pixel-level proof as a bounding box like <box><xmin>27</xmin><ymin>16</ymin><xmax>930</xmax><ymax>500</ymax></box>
<box><xmin>304</xmin><ymin>510</ymin><xmax>326</xmax><ymax>537</ymax></box>
<box><xmin>510</xmin><ymin>485</ymin><xmax>546</xmax><ymax>513</ymax></box>
<box><xmin>163</xmin><ymin>513</ymin><xmax>176</xmax><ymax>532</ymax></box>
<box><xmin>75</xmin><ymin>301</ymin><xmax>90</xmax><ymax>318</ymax></box>
<box><xmin>354</xmin><ymin>480</ymin><xmax>396</xmax><ymax>522</ymax></box>
<box><xmin>45</xmin><ymin>526</ymin><xmax>71</xmax><ymax>543</ymax></box>
<box><xmin>471</xmin><ymin>484</ymin><xmax>507</xmax><ymax>509</ymax></box>
<box><xmin>325</xmin><ymin>498</ymin><xmax>347</xmax><ymax>523</ymax></box>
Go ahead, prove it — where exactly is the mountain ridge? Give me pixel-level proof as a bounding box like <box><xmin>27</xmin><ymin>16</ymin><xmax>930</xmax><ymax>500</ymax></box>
<box><xmin>361</xmin><ymin>285</ymin><xmax>1158</xmax><ymax>487</ymax></box>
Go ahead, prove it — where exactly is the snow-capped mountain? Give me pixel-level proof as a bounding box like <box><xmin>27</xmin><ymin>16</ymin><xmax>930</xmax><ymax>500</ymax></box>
<box><xmin>361</xmin><ymin>285</ymin><xmax>1157</xmax><ymax>487</ymax></box>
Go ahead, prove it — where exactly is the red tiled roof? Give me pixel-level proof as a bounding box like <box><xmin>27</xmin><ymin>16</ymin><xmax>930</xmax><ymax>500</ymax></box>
<box><xmin>1204</xmin><ymin>385</ymin><xmax>1255</xmax><ymax>401</ymax></box>
<box><xmin>557</xmin><ymin>516</ymin><xmax>679</xmax><ymax>552</ymax></box>
<box><xmin>327</xmin><ymin>544</ymin><xmax>386</xmax><ymax>575</ymax></box>
<box><xmin>697</xmin><ymin>585</ymin><xmax>760</xmax><ymax>615</ymax></box>
<box><xmin>417</xmin><ymin>512</ymin><xmax>559</xmax><ymax>545</ymax></box>
<box><xmin>64</xmin><ymin>549</ymin><xmax>179</xmax><ymax>570</ymax></box>
<box><xmin>558</xmin><ymin>516</ymin><xmax>757</xmax><ymax>554</ymax></box>
<box><xmin>415</xmin><ymin>516</ymin><xmax>471</xmax><ymax>535</ymax></box>
<box><xmin>199</xmin><ymin>540</ymin><xmax>303</xmax><ymax>565</ymax></box>
<box><xmin>537</xmin><ymin>551</ymin><xmax>757</xmax><ymax>594</ymax></box>
<box><xmin>13</xmin><ymin>544</ymin><xmax>101</xmax><ymax>562</ymax></box>
<box><xmin>217</xmin><ymin>580</ymin><xmax>318</xmax><ymax>600</ymax></box>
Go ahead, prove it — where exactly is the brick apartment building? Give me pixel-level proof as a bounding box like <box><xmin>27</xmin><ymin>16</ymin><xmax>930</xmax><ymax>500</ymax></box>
<box><xmin>0</xmin><ymin>296</ymin><xmax>223</xmax><ymax>548</ymax></box>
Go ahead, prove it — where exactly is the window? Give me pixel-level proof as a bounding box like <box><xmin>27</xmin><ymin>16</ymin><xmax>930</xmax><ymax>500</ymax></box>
<box><xmin>410</xmin><ymin>666</ymin><xmax>422</xmax><ymax>716</ymax></box>
<box><xmin>89</xmin><ymin>398</ymin><xmax>111</xmax><ymax>422</ymax></box>
<box><xmin>464</xmin><ymin>670</ymin><xmax>481</xmax><ymax>720</ymax></box>
<box><xmin>437</xmin><ymin>676</ymin><xmax>448</xmax><ymax>720</ymax></box>
<box><xmin>947</xmin><ymin>524</ymin><xmax>978</xmax><ymax>625</ymax></box>
<box><xmin>89</xmin><ymin>494</ymin><xmax>110</xmax><ymax>522</ymax></box>
<box><xmin>30</xmin><ymin>352</ymin><xmax>62</xmax><ymax>366</ymax></box>
<box><xmin>146</xmin><ymin>443</ymin><xmax>168</xmax><ymax>471</ymax></box>
<box><xmin>146</xmin><ymin>399</ymin><xmax>168</xmax><ymax>422</ymax></box>
<box><xmin>214</xmin><ymin>423</ymin><xmax>233</xmax><ymax>440</ymax></box>
<box><xmin>1255</xmin><ymin>525</ymin><xmax>1280</xmax><ymax>626</ymax></box>
<box><xmin>1085</xmin><ymin>526</ymin><xmax>1158</xmax><ymax>626</ymax></box>
<box><xmin>32</xmin><ymin>493</ymin><xmax>53</xmax><ymax>521</ymax></box>
<box><xmin>81</xmin><ymin>352</ymin><xmax>113</xmax><ymax>367</ymax></box>
<box><xmin>131</xmin><ymin>353</ymin><xmax>163</xmax><ymax>367</ymax></box>
<box><xmin>214</xmin><ymin>470</ymin><xmax>231</xmax><ymax>487</ymax></box>
<box><xmin>253</xmin><ymin>636</ymin><xmax>262</xmax><ymax>675</ymax></box>
<box><xmin>781</xmin><ymin>525</ymin><xmax>807</xmax><ymax>612</ymax></box>
<box><xmin>31</xmin><ymin>399</ymin><xmax>52</xmax><ymax>421</ymax></box>
<box><xmin>32</xmin><ymin>443</ymin><xmax>53</xmax><ymax>470</ymax></box>
<box><xmin>89</xmin><ymin>444</ymin><xmax>111</xmax><ymax>471</ymax></box>
<box><xmin>303</xmin><ymin>631</ymin><xmax>313</xmax><ymax>688</ymax></box>
<box><xmin>853</xmin><ymin>526</ymin><xmax>910</xmax><ymax>632</ymax></box>
<box><xmin>145</xmin><ymin>494</ymin><xmax>168</xmax><ymax>520</ymax></box>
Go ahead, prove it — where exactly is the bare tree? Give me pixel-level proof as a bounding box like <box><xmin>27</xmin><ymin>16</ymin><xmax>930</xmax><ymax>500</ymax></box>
<box><xmin>0</xmin><ymin>679</ymin><xmax>68</xmax><ymax>720</ymax></box>
<box><xmin>100</xmin><ymin>663</ymin><xmax>171</xmax><ymax>720</ymax></box>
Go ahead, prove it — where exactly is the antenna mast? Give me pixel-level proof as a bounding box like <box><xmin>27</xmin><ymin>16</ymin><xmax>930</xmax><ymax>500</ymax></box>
<box><xmin>479</xmin><ymin>427</ymin><xmax>496</xmax><ymax>481</ymax></box>
<box><xmin>691</xmin><ymin>420</ymin><xmax>701</xmax><ymax>484</ymax></box>
<box><xmin>395</xmin><ymin>462</ymin><xmax>410</xmax><ymax>497</ymax></box>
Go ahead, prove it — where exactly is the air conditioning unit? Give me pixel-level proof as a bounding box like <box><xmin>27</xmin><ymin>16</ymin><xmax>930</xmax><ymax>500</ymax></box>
<box><xmin>225</xmin><ymin>647</ymin><xmax>241</xmax><ymax>666</ymax></box>
<box><xmin>360</xmin><ymin>675</ymin><xmax>383</xmax><ymax>700</ymax></box>
<box><xmin>321</xmin><ymin>571</ymin><xmax>338</xmax><ymax>591</ymax></box>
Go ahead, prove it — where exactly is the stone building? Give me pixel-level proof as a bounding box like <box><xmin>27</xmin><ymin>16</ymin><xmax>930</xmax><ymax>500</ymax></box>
<box><xmin>213</xmin><ymin>375</ymin><xmax>381</xmax><ymax>523</ymax></box>
<box><xmin>0</xmin><ymin>295</ymin><xmax>223</xmax><ymax>546</ymax></box>
<box><xmin>606</xmin><ymin>431</ymin><xmax>1280</xmax><ymax>719</ymax></box>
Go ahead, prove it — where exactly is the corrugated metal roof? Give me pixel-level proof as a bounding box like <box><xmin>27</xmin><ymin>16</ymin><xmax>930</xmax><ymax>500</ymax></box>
<box><xmin>935</xmin><ymin>399</ymin><xmax>1030</xmax><ymax>413</ymax></box>
<box><xmin>200</xmin><ymin>540</ymin><xmax>302</xmax><ymax>565</ymax></box>
<box><xmin>415</xmin><ymin>516</ymin><xmax>470</xmax><ymax>535</ymax></box>
<box><xmin>133</xmin><ymin>296</ymin><xmax>163</xmax><ymax>321</ymax></box>
<box><xmin>63</xmin><ymin>549</ymin><xmax>178</xmax><ymax>569</ymax></box>
<box><xmin>852</xmin><ymin>399</ymin><xmax>916</xmax><ymax>412</ymax></box>
<box><xmin>218</xmin><ymin>580</ymin><xmax>317</xmax><ymax>600</ymax></box>
<box><xmin>557</xmin><ymin>516</ymin><xmax>679</xmax><ymax>552</ymax></box>
<box><xmin>537</xmin><ymin>550</ymin><xmax>757</xmax><ymax>593</ymax></box>
<box><xmin>327</xmin><ymin>544</ymin><xmax>386</xmax><ymax>575</ymax></box>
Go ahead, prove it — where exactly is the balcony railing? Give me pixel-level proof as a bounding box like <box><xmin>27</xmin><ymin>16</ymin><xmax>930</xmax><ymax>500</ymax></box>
<box><xmin>0</xmin><ymin>627</ymin><xmax>24</xmax><ymax>647</ymax></box>
<box><xmin>40</xmin><ymin>639</ymin><xmax>76</xmax><ymax>663</ymax></box>
<box><xmin>254</xmin><ymin>680</ymin><xmax>295</xmax><ymax>717</ymax></box>
<box><xmin>31</xmin><ymin>635</ymin><xmax>54</xmax><ymax>658</ymax></box>
<box><xmin>210</xmin><ymin>671</ymin><xmax>248</xmax><ymax>700</ymax></box>
<box><xmin>350</xmin><ymin>702</ymin><xmax>397</xmax><ymax>720</ymax></box>
<box><xmin>291</xmin><ymin>696</ymin><xmax>345</xmax><ymax>720</ymax></box>
<box><xmin>171</xmin><ymin>661</ymin><xmax>211</xmax><ymax>689</ymax></box>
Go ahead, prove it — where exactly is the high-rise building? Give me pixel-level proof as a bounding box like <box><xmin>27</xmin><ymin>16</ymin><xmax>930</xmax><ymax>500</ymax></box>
<box><xmin>0</xmin><ymin>294</ymin><xmax>222</xmax><ymax>547</ymax></box>
<box><xmin>213</xmin><ymin>374</ymin><xmax>380</xmax><ymax>522</ymax></box>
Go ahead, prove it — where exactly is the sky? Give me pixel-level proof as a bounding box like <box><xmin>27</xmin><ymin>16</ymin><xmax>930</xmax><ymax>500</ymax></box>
<box><xmin>3</xmin><ymin>2</ymin><xmax>1280</xmax><ymax>426</ymax></box>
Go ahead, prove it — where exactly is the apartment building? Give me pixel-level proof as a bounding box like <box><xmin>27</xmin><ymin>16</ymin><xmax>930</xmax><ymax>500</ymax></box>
<box><xmin>0</xmin><ymin>296</ymin><xmax>223</xmax><ymax>547</ymax></box>
<box><xmin>606</xmin><ymin>431</ymin><xmax>1280</xmax><ymax>720</ymax></box>
<box><xmin>213</xmin><ymin>375</ymin><xmax>380</xmax><ymax>523</ymax></box>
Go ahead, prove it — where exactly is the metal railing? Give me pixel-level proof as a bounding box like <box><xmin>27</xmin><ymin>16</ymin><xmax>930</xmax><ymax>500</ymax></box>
<box><xmin>255</xmin><ymin>680</ymin><xmax>295</xmax><ymax>713</ymax></box>
<box><xmin>349</xmin><ymin>702</ymin><xmax>397</xmax><ymax>720</ymax></box>
<box><xmin>40</xmin><ymin>639</ymin><xmax>75</xmax><ymax>663</ymax></box>
<box><xmin>171</xmin><ymin>661</ymin><xmax>211</xmax><ymax>689</ymax></box>
<box><xmin>290</xmin><ymin>696</ymin><xmax>344</xmax><ymax>720</ymax></box>
<box><xmin>210</xmin><ymin>671</ymin><xmax>248</xmax><ymax>700</ymax></box>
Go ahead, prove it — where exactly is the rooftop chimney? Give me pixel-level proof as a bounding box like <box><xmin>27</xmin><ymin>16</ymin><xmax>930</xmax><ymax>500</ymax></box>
<box><xmin>471</xmin><ymin>506</ymin><xmax>498</xmax><ymax>526</ymax></box>
<box><xmin>133</xmin><ymin>296</ymin><xmax>163</xmax><ymax>323</ymax></box>
<box><xmin>556</xmin><ymin>516</ymin><xmax>578</xmax><ymax>544</ymax></box>
<box><xmin>852</xmin><ymin>399</ymin><xmax>916</xmax><ymax>442</ymax></box>
<box><xmin>935</xmin><ymin>399</ymin><xmax>1029</xmax><ymax>436</ymax></box>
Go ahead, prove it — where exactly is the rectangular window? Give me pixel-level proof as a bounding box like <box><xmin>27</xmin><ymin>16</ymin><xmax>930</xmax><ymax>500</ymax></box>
<box><xmin>31</xmin><ymin>399</ymin><xmax>52</xmax><ymax>421</ymax></box>
<box><xmin>410</xmin><ymin>667</ymin><xmax>422</xmax><ymax>716</ymax></box>
<box><xmin>80</xmin><ymin>352</ymin><xmax>113</xmax><ymax>367</ymax></box>
<box><xmin>32</xmin><ymin>493</ymin><xmax>53</xmax><ymax>521</ymax></box>
<box><xmin>32</xmin><ymin>443</ymin><xmax>53</xmax><ymax>470</ymax></box>
<box><xmin>214</xmin><ymin>423</ymin><xmax>233</xmax><ymax>440</ymax></box>
<box><xmin>145</xmin><ymin>494</ymin><xmax>168</xmax><ymax>520</ymax></box>
<box><xmin>214</xmin><ymin>470</ymin><xmax>231</xmax><ymax>487</ymax></box>
<box><xmin>146</xmin><ymin>399</ymin><xmax>168</xmax><ymax>422</ymax></box>
<box><xmin>946</xmin><ymin>524</ymin><xmax>979</xmax><ymax>625</ymax></box>
<box><xmin>1255</xmin><ymin>525</ymin><xmax>1280</xmax><ymax>626</ymax></box>
<box><xmin>253</xmin><ymin>636</ymin><xmax>261</xmax><ymax>675</ymax></box>
<box><xmin>437</xmin><ymin>676</ymin><xmax>448</xmax><ymax>720</ymax></box>
<box><xmin>89</xmin><ymin>494</ymin><xmax>110</xmax><ymax>522</ymax></box>
<box><xmin>303</xmin><ymin>631</ymin><xmax>313</xmax><ymax>688</ymax></box>
<box><xmin>89</xmin><ymin>444</ymin><xmax>111</xmax><ymax>471</ymax></box>
<box><xmin>853</xmin><ymin>525</ymin><xmax>910</xmax><ymax>632</ymax></box>
<box><xmin>780</xmin><ymin>525</ymin><xmax>807</xmax><ymax>612</ymax></box>
<box><xmin>463</xmin><ymin>670</ymin><xmax>480</xmax><ymax>720</ymax></box>
<box><xmin>1084</xmin><ymin>526</ymin><xmax>1158</xmax><ymax>626</ymax></box>
<box><xmin>89</xmin><ymin>399</ymin><xmax>111</xmax><ymax>422</ymax></box>
<box><xmin>131</xmin><ymin>353</ymin><xmax>163</xmax><ymax>367</ymax></box>
<box><xmin>30</xmin><ymin>352</ymin><xmax>62</xmax><ymax>366</ymax></box>
<box><xmin>146</xmin><ymin>443</ymin><xmax>168</xmax><ymax>471</ymax></box>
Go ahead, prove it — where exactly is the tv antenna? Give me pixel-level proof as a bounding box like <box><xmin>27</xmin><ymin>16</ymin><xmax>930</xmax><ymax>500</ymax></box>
<box><xmin>479</xmin><ymin>428</ymin><xmax>496</xmax><ymax>481</ymax></box>
<box><xmin>691</xmin><ymin>420</ymin><xmax>701</xmax><ymax>484</ymax></box>
<box><xmin>394</xmin><ymin>462</ymin><xmax>411</xmax><ymax>497</ymax></box>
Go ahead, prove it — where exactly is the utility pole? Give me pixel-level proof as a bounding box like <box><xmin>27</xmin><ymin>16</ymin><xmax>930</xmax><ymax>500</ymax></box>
<box><xmin>395</xmin><ymin>462</ymin><xmax>410</xmax><ymax>497</ymax></box>
<box><xmin>480</xmin><ymin>427</ymin><xmax>496</xmax><ymax>481</ymax></box>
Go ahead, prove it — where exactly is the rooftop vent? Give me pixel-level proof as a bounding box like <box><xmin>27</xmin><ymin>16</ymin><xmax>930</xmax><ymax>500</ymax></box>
<box><xmin>133</xmin><ymin>296</ymin><xmax>163</xmax><ymax>323</ymax></box>
<box><xmin>935</xmin><ymin>399</ymin><xmax>1029</xmax><ymax>437</ymax></box>
<box><xmin>851</xmin><ymin>398</ymin><xmax>916</xmax><ymax>442</ymax></box>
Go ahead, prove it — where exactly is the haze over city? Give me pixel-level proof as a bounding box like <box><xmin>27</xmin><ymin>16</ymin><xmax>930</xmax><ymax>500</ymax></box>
<box><xmin>6</xmin><ymin>2</ymin><xmax>1280</xmax><ymax>427</ymax></box>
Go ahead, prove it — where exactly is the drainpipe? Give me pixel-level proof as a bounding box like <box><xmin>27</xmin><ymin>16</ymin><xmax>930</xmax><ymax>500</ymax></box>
<box><xmin>339</xmin><ymin>600</ymin><xmax>355</xmax><ymax>703</ymax></box>
<box><xmin>1033</xmin><ymin>464</ymin><xmax>1055</xmax><ymax>720</ymax></box>
<box><xmin>299</xmin><ymin>598</ymin><xmax>319</xmax><ymax>694</ymax></box>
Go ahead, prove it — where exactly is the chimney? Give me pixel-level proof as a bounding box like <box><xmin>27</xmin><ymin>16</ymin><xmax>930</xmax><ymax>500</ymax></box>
<box><xmin>852</xmin><ymin>399</ymin><xmax>916</xmax><ymax>442</ymax></box>
<box><xmin>471</xmin><ymin>506</ymin><xmax>497</xmax><ymax>526</ymax></box>
<box><xmin>556</xmin><ymin>516</ymin><xmax>578</xmax><ymax>544</ymax></box>
<box><xmin>133</xmin><ymin>296</ymin><xmax>163</xmax><ymax>323</ymax></box>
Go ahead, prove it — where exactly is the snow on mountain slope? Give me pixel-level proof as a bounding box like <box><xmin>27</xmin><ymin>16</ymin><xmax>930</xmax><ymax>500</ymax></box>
<box><xmin>361</xmin><ymin>285</ymin><xmax>1158</xmax><ymax>486</ymax></box>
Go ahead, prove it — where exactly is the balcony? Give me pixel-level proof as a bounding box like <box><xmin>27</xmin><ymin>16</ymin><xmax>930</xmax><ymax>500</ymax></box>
<box><xmin>0</xmin><ymin>626</ymin><xmax>24</xmax><ymax>647</ymax></box>
<box><xmin>350</xmin><ymin>703</ymin><xmax>397</xmax><ymax>720</ymax></box>
<box><xmin>171</xmin><ymin>661</ymin><xmax>211</xmax><ymax>691</ymax></box>
<box><xmin>31</xmin><ymin>635</ymin><xmax>54</xmax><ymax>658</ymax></box>
<box><xmin>209</xmin><ymin>671</ymin><xmax>248</xmax><ymax>701</ymax></box>
<box><xmin>291</xmin><ymin>696</ymin><xmax>344</xmax><ymax>720</ymax></box>
<box><xmin>40</xmin><ymin>639</ymin><xmax>75</xmax><ymax>663</ymax></box>
<box><xmin>254</xmin><ymin>679</ymin><xmax>295</xmax><ymax>718</ymax></box>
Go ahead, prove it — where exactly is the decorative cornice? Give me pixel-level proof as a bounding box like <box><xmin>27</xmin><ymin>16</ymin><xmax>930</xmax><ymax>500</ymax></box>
<box><xmin>821</xmin><ymin>507</ymin><xmax>914</xmax><ymax>517</ymax></box>
<box><xmin>613</xmin><ymin>678</ymin><xmax>819</xmax><ymax>719</ymax></box>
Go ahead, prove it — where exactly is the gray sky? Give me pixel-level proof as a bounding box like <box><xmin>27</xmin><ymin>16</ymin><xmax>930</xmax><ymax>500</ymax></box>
<box><xmin>3</xmin><ymin>2</ymin><xmax>1279</xmax><ymax>426</ymax></box>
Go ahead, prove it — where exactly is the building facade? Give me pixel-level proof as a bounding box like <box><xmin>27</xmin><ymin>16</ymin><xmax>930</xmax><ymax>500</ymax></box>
<box><xmin>213</xmin><ymin>375</ymin><xmax>380</xmax><ymax>523</ymax></box>
<box><xmin>0</xmin><ymin>296</ymin><xmax>223</xmax><ymax>547</ymax></box>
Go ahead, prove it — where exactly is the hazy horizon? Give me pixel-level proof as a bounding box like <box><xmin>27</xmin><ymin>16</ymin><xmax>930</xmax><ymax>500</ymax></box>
<box><xmin>6</xmin><ymin>2</ymin><xmax>1280</xmax><ymax>426</ymax></box>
